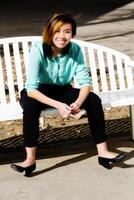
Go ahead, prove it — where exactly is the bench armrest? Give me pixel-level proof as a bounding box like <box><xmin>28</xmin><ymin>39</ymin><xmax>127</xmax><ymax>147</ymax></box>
<box><xmin>128</xmin><ymin>59</ymin><xmax>134</xmax><ymax>68</ymax></box>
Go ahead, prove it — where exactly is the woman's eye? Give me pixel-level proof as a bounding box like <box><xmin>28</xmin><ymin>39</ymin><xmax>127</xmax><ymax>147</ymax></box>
<box><xmin>65</xmin><ymin>31</ymin><xmax>71</xmax><ymax>33</ymax></box>
<box><xmin>55</xmin><ymin>30</ymin><xmax>71</xmax><ymax>34</ymax></box>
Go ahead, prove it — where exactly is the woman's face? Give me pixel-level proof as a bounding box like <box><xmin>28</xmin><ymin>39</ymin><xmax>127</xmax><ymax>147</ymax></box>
<box><xmin>52</xmin><ymin>23</ymin><xmax>73</xmax><ymax>49</ymax></box>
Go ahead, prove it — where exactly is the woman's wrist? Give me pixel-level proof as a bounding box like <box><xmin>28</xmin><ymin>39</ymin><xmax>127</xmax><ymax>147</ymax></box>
<box><xmin>74</xmin><ymin>100</ymin><xmax>81</xmax><ymax>108</ymax></box>
<box><xmin>53</xmin><ymin>101</ymin><xmax>61</xmax><ymax>109</ymax></box>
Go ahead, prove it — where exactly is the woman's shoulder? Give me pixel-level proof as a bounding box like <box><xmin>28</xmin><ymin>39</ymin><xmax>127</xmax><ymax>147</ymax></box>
<box><xmin>70</xmin><ymin>41</ymin><xmax>81</xmax><ymax>53</ymax></box>
<box><xmin>31</xmin><ymin>41</ymin><xmax>44</xmax><ymax>55</ymax></box>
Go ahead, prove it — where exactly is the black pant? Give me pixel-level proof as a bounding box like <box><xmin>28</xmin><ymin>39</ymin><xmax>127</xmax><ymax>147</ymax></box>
<box><xmin>20</xmin><ymin>84</ymin><xmax>106</xmax><ymax>147</ymax></box>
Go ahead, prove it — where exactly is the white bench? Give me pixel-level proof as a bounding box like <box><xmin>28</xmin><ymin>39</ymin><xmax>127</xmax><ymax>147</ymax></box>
<box><xmin>0</xmin><ymin>36</ymin><xmax>134</xmax><ymax>139</ymax></box>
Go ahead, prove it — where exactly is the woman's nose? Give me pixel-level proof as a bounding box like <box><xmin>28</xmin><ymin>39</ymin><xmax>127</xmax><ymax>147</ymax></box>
<box><xmin>59</xmin><ymin>31</ymin><xmax>65</xmax><ymax>37</ymax></box>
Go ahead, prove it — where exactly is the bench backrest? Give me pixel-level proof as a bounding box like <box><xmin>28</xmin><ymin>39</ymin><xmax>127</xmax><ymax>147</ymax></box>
<box><xmin>0</xmin><ymin>36</ymin><xmax>134</xmax><ymax>120</ymax></box>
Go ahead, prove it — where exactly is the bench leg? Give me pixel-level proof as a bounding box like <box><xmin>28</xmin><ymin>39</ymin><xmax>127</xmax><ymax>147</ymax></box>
<box><xmin>129</xmin><ymin>105</ymin><xmax>134</xmax><ymax>140</ymax></box>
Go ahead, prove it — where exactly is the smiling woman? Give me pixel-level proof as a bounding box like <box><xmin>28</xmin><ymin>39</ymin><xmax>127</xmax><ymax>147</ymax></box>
<box><xmin>52</xmin><ymin>23</ymin><xmax>72</xmax><ymax>51</ymax></box>
<box><xmin>42</xmin><ymin>13</ymin><xmax>76</xmax><ymax>55</ymax></box>
<box><xmin>10</xmin><ymin>13</ymin><xmax>127</xmax><ymax>176</ymax></box>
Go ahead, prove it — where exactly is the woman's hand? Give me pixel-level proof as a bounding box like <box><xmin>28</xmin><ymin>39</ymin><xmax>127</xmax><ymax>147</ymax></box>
<box><xmin>57</xmin><ymin>102</ymin><xmax>71</xmax><ymax>118</ymax></box>
<box><xmin>70</xmin><ymin>102</ymin><xmax>80</xmax><ymax>115</ymax></box>
<box><xmin>70</xmin><ymin>85</ymin><xmax>91</xmax><ymax>115</ymax></box>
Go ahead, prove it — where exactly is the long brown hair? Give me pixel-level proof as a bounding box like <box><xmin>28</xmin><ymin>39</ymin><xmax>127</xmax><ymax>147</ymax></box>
<box><xmin>42</xmin><ymin>13</ymin><xmax>76</xmax><ymax>45</ymax></box>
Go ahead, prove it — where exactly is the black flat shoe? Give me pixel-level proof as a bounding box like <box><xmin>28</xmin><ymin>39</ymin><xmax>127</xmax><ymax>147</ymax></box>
<box><xmin>98</xmin><ymin>153</ymin><xmax>127</xmax><ymax>169</ymax></box>
<box><xmin>10</xmin><ymin>162</ymin><xmax>36</xmax><ymax>176</ymax></box>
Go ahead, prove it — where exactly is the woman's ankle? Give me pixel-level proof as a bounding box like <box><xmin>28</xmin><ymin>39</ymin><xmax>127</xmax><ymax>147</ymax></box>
<box><xmin>21</xmin><ymin>159</ymin><xmax>35</xmax><ymax>167</ymax></box>
<box><xmin>98</xmin><ymin>151</ymin><xmax>117</xmax><ymax>158</ymax></box>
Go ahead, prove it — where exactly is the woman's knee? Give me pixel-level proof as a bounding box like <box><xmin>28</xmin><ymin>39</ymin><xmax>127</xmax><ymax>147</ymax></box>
<box><xmin>20</xmin><ymin>89</ymin><xmax>40</xmax><ymax>113</ymax></box>
<box><xmin>87</xmin><ymin>92</ymin><xmax>102</xmax><ymax>105</ymax></box>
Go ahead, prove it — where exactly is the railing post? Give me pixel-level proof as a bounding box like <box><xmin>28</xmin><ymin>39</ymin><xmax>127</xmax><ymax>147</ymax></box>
<box><xmin>129</xmin><ymin>105</ymin><xmax>134</xmax><ymax>140</ymax></box>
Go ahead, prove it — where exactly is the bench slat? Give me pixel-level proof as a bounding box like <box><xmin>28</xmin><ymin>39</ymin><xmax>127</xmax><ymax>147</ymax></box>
<box><xmin>3</xmin><ymin>43</ymin><xmax>16</xmax><ymax>103</ymax></box>
<box><xmin>13</xmin><ymin>42</ymin><xmax>24</xmax><ymax>95</ymax></box>
<box><xmin>115</xmin><ymin>55</ymin><xmax>126</xmax><ymax>90</ymax></box>
<box><xmin>124</xmin><ymin>59</ymin><xmax>134</xmax><ymax>88</ymax></box>
<box><xmin>22</xmin><ymin>41</ymin><xmax>30</xmax><ymax>74</ymax></box>
<box><xmin>0</xmin><ymin>56</ymin><xmax>6</xmax><ymax>103</ymax></box>
<box><xmin>88</xmin><ymin>48</ymin><xmax>99</xmax><ymax>92</ymax></box>
<box><xmin>106</xmin><ymin>52</ymin><xmax>117</xmax><ymax>91</ymax></box>
<box><xmin>97</xmin><ymin>49</ymin><xmax>108</xmax><ymax>92</ymax></box>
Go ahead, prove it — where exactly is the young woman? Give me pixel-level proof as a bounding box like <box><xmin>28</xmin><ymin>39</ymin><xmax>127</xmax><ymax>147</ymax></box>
<box><xmin>11</xmin><ymin>13</ymin><xmax>126</xmax><ymax>176</ymax></box>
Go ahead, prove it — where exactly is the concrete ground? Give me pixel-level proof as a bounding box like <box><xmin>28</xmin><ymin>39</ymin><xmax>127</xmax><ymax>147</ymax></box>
<box><xmin>0</xmin><ymin>133</ymin><xmax>134</xmax><ymax>200</ymax></box>
<box><xmin>77</xmin><ymin>1</ymin><xmax>134</xmax><ymax>59</ymax></box>
<box><xmin>0</xmin><ymin>1</ymin><xmax>134</xmax><ymax>200</ymax></box>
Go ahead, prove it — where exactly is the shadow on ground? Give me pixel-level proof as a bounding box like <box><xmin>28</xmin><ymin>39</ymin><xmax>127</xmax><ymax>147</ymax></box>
<box><xmin>1</xmin><ymin>131</ymin><xmax>134</xmax><ymax>176</ymax></box>
<box><xmin>0</xmin><ymin>0</ymin><xmax>133</xmax><ymax>37</ymax></box>
<box><xmin>0</xmin><ymin>117</ymin><xmax>133</xmax><ymax>171</ymax></box>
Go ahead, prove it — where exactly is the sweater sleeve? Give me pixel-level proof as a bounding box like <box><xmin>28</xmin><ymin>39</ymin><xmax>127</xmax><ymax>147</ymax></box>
<box><xmin>25</xmin><ymin>42</ymin><xmax>43</xmax><ymax>91</ymax></box>
<box><xmin>74</xmin><ymin>46</ymin><xmax>92</xmax><ymax>88</ymax></box>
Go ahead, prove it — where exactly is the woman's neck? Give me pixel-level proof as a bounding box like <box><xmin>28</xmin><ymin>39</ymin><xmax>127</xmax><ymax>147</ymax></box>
<box><xmin>52</xmin><ymin>46</ymin><xmax>63</xmax><ymax>57</ymax></box>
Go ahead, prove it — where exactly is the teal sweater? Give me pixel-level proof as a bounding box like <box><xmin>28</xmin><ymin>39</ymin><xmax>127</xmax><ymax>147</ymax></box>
<box><xmin>25</xmin><ymin>41</ymin><xmax>92</xmax><ymax>91</ymax></box>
